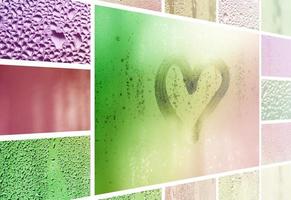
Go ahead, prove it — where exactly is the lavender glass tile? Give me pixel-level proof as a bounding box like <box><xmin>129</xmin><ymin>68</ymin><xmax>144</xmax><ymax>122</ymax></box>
<box><xmin>0</xmin><ymin>0</ymin><xmax>90</xmax><ymax>64</ymax></box>
<box><xmin>262</xmin><ymin>35</ymin><xmax>291</xmax><ymax>77</ymax></box>
<box><xmin>218</xmin><ymin>0</ymin><xmax>259</xmax><ymax>29</ymax></box>
<box><xmin>262</xmin><ymin>123</ymin><xmax>291</xmax><ymax>164</ymax></box>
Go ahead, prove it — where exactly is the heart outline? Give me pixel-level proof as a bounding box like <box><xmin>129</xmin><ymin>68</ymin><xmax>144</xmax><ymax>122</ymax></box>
<box><xmin>155</xmin><ymin>57</ymin><xmax>230</xmax><ymax>142</ymax></box>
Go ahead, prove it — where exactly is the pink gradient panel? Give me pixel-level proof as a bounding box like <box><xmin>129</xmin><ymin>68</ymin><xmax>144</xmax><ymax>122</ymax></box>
<box><xmin>262</xmin><ymin>123</ymin><xmax>291</xmax><ymax>164</ymax></box>
<box><xmin>262</xmin><ymin>35</ymin><xmax>291</xmax><ymax>77</ymax></box>
<box><xmin>0</xmin><ymin>65</ymin><xmax>90</xmax><ymax>135</ymax></box>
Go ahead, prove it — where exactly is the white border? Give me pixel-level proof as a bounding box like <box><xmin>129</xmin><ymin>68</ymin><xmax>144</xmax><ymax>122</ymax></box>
<box><xmin>259</xmin><ymin>0</ymin><xmax>262</xmax><ymax>32</ymax></box>
<box><xmin>90</xmin><ymin>2</ymin><xmax>96</xmax><ymax>196</ymax></box>
<box><xmin>262</xmin><ymin>76</ymin><xmax>291</xmax><ymax>82</ymax></box>
<box><xmin>0</xmin><ymin>130</ymin><xmax>90</xmax><ymax>142</ymax></box>
<box><xmin>215</xmin><ymin>177</ymin><xmax>219</xmax><ymax>200</ymax></box>
<box><xmin>215</xmin><ymin>0</ymin><xmax>219</xmax><ymax>23</ymax></box>
<box><xmin>261</xmin><ymin>160</ymin><xmax>291</xmax><ymax>169</ymax></box>
<box><xmin>161</xmin><ymin>0</ymin><xmax>165</xmax><ymax>13</ymax></box>
<box><xmin>262</xmin><ymin>119</ymin><xmax>291</xmax><ymax>125</ymax></box>
<box><xmin>161</xmin><ymin>186</ymin><xmax>166</xmax><ymax>200</ymax></box>
<box><xmin>0</xmin><ymin>59</ymin><xmax>90</xmax><ymax>70</ymax></box>
<box><xmin>261</xmin><ymin>31</ymin><xmax>291</xmax><ymax>41</ymax></box>
<box><xmin>259</xmin><ymin>28</ymin><xmax>262</xmax><ymax>200</ymax></box>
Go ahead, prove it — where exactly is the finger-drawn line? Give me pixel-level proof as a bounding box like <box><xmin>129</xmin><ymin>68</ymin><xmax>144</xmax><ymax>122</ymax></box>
<box><xmin>155</xmin><ymin>57</ymin><xmax>230</xmax><ymax>142</ymax></box>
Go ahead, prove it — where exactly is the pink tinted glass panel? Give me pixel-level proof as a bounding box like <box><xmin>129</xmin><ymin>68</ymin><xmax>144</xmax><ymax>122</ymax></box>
<box><xmin>262</xmin><ymin>35</ymin><xmax>291</xmax><ymax>77</ymax></box>
<box><xmin>262</xmin><ymin>123</ymin><xmax>291</xmax><ymax>164</ymax></box>
<box><xmin>0</xmin><ymin>65</ymin><xmax>90</xmax><ymax>135</ymax></box>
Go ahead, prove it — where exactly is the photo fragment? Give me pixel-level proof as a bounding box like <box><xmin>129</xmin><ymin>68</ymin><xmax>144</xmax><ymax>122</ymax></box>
<box><xmin>261</xmin><ymin>0</ymin><xmax>291</xmax><ymax>199</ymax></box>
<box><xmin>95</xmin><ymin>4</ymin><xmax>259</xmax><ymax>196</ymax></box>
<box><xmin>0</xmin><ymin>0</ymin><xmax>91</xmax><ymax>199</ymax></box>
<box><xmin>1</xmin><ymin>0</ymin><xmax>291</xmax><ymax>199</ymax></box>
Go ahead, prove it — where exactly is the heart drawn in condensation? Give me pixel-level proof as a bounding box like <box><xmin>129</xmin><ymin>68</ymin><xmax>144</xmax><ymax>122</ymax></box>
<box><xmin>155</xmin><ymin>57</ymin><xmax>230</xmax><ymax>142</ymax></box>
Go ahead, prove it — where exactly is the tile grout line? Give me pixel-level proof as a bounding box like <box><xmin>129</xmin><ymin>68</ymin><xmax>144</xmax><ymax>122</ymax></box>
<box><xmin>216</xmin><ymin>177</ymin><xmax>219</xmax><ymax>200</ymax></box>
<box><xmin>0</xmin><ymin>130</ymin><xmax>90</xmax><ymax>142</ymax></box>
<box><xmin>161</xmin><ymin>186</ymin><xmax>166</xmax><ymax>200</ymax></box>
<box><xmin>258</xmin><ymin>23</ymin><xmax>262</xmax><ymax>200</ymax></box>
<box><xmin>90</xmin><ymin>2</ymin><xmax>96</xmax><ymax>196</ymax></box>
<box><xmin>261</xmin><ymin>76</ymin><xmax>291</xmax><ymax>82</ymax></box>
<box><xmin>161</xmin><ymin>0</ymin><xmax>165</xmax><ymax>13</ymax></box>
<box><xmin>262</xmin><ymin>160</ymin><xmax>291</xmax><ymax>169</ymax></box>
<box><xmin>215</xmin><ymin>0</ymin><xmax>219</xmax><ymax>23</ymax></box>
<box><xmin>0</xmin><ymin>59</ymin><xmax>90</xmax><ymax>70</ymax></box>
<box><xmin>261</xmin><ymin>119</ymin><xmax>291</xmax><ymax>124</ymax></box>
<box><xmin>259</xmin><ymin>1</ymin><xmax>263</xmax><ymax>31</ymax></box>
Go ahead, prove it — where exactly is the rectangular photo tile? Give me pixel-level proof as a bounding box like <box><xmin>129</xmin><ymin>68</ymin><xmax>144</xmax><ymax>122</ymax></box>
<box><xmin>218</xmin><ymin>0</ymin><xmax>259</xmax><ymax>29</ymax></box>
<box><xmin>0</xmin><ymin>65</ymin><xmax>90</xmax><ymax>135</ymax></box>
<box><xmin>165</xmin><ymin>0</ymin><xmax>216</xmax><ymax>21</ymax></box>
<box><xmin>218</xmin><ymin>171</ymin><xmax>259</xmax><ymax>200</ymax></box>
<box><xmin>95</xmin><ymin>6</ymin><xmax>259</xmax><ymax>194</ymax></box>
<box><xmin>262</xmin><ymin>80</ymin><xmax>291</xmax><ymax>121</ymax></box>
<box><xmin>262</xmin><ymin>35</ymin><xmax>291</xmax><ymax>77</ymax></box>
<box><xmin>101</xmin><ymin>0</ymin><xmax>161</xmax><ymax>11</ymax></box>
<box><xmin>0</xmin><ymin>136</ymin><xmax>90</xmax><ymax>199</ymax></box>
<box><xmin>262</xmin><ymin>164</ymin><xmax>291</xmax><ymax>200</ymax></box>
<box><xmin>262</xmin><ymin>123</ymin><xmax>291</xmax><ymax>164</ymax></box>
<box><xmin>262</xmin><ymin>0</ymin><xmax>291</xmax><ymax>36</ymax></box>
<box><xmin>0</xmin><ymin>0</ymin><xmax>91</xmax><ymax>63</ymax></box>
<box><xmin>165</xmin><ymin>179</ymin><xmax>216</xmax><ymax>200</ymax></box>
<box><xmin>100</xmin><ymin>190</ymin><xmax>161</xmax><ymax>200</ymax></box>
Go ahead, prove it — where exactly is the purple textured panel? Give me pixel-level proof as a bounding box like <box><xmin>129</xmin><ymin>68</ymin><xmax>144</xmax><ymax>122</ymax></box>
<box><xmin>262</xmin><ymin>35</ymin><xmax>291</xmax><ymax>77</ymax></box>
<box><xmin>0</xmin><ymin>0</ymin><xmax>90</xmax><ymax>64</ymax></box>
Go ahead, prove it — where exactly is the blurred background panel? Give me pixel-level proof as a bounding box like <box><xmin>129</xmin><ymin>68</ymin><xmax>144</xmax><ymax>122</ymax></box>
<box><xmin>262</xmin><ymin>164</ymin><xmax>291</xmax><ymax>200</ymax></box>
<box><xmin>218</xmin><ymin>0</ymin><xmax>259</xmax><ymax>29</ymax></box>
<box><xmin>165</xmin><ymin>179</ymin><xmax>216</xmax><ymax>200</ymax></box>
<box><xmin>262</xmin><ymin>0</ymin><xmax>291</xmax><ymax>36</ymax></box>
<box><xmin>262</xmin><ymin>123</ymin><xmax>291</xmax><ymax>164</ymax></box>
<box><xmin>165</xmin><ymin>0</ymin><xmax>216</xmax><ymax>21</ymax></box>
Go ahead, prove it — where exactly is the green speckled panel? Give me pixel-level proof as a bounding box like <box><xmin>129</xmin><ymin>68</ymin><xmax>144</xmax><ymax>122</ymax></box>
<box><xmin>102</xmin><ymin>190</ymin><xmax>161</xmax><ymax>200</ymax></box>
<box><xmin>0</xmin><ymin>136</ymin><xmax>90</xmax><ymax>200</ymax></box>
<box><xmin>262</xmin><ymin>80</ymin><xmax>291</xmax><ymax>120</ymax></box>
